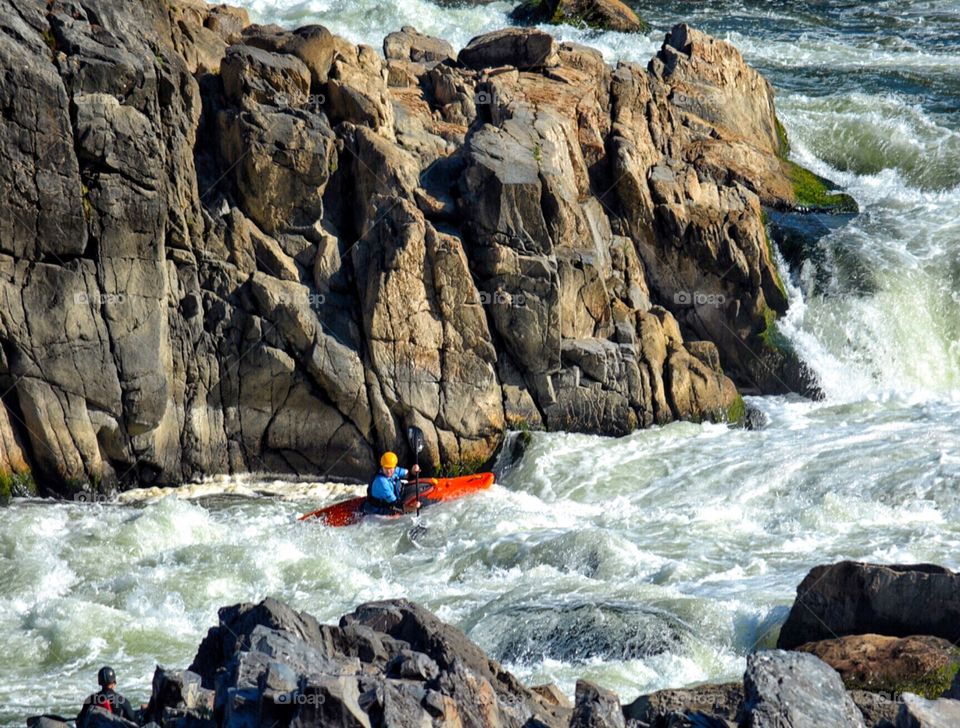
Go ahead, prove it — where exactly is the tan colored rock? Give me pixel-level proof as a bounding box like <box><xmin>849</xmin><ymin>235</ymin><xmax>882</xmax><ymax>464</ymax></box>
<box><xmin>242</xmin><ymin>24</ymin><xmax>336</xmax><ymax>89</ymax></box>
<box><xmin>221</xmin><ymin>44</ymin><xmax>310</xmax><ymax>106</ymax></box>
<box><xmin>458</xmin><ymin>28</ymin><xmax>560</xmax><ymax>71</ymax></box>
<box><xmin>384</xmin><ymin>26</ymin><xmax>455</xmax><ymax>64</ymax></box>
<box><xmin>326</xmin><ymin>45</ymin><xmax>396</xmax><ymax>137</ymax></box>
<box><xmin>796</xmin><ymin>634</ymin><xmax>960</xmax><ymax>699</ymax></box>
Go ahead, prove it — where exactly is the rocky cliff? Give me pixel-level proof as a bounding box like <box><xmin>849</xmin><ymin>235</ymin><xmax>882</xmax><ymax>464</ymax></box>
<box><xmin>0</xmin><ymin>0</ymin><xmax>840</xmax><ymax>496</ymax></box>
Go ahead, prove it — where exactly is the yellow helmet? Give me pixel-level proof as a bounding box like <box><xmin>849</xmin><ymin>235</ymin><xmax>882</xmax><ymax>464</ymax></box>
<box><xmin>380</xmin><ymin>451</ymin><xmax>398</xmax><ymax>468</ymax></box>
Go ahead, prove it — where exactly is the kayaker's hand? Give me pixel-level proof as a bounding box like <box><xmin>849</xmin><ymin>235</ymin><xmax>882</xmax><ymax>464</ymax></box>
<box><xmin>406</xmin><ymin>500</ymin><xmax>421</xmax><ymax>512</ymax></box>
<box><xmin>411</xmin><ymin>464</ymin><xmax>421</xmax><ymax>475</ymax></box>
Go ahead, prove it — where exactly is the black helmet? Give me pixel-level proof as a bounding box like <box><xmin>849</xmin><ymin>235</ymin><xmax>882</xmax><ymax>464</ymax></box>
<box><xmin>97</xmin><ymin>666</ymin><xmax>116</xmax><ymax>687</ymax></box>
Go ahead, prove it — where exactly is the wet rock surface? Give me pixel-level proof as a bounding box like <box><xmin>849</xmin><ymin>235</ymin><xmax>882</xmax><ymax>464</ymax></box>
<box><xmin>0</xmin><ymin>1</ymin><xmax>839</xmax><ymax>495</ymax></box>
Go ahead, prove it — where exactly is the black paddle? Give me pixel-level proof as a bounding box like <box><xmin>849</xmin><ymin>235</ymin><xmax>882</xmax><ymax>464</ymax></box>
<box><xmin>407</xmin><ymin>425</ymin><xmax>427</xmax><ymax>540</ymax></box>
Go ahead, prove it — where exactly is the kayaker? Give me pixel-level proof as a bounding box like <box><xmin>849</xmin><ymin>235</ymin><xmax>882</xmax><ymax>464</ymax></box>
<box><xmin>77</xmin><ymin>666</ymin><xmax>138</xmax><ymax>726</ymax></box>
<box><xmin>366</xmin><ymin>451</ymin><xmax>421</xmax><ymax>514</ymax></box>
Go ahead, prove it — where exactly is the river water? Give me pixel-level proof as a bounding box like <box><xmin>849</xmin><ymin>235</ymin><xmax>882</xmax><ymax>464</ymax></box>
<box><xmin>2</xmin><ymin>1</ymin><xmax>960</xmax><ymax>723</ymax></box>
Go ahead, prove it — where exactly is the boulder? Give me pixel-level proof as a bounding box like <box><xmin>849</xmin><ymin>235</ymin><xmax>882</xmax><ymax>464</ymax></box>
<box><xmin>458</xmin><ymin>28</ymin><xmax>560</xmax><ymax>70</ymax></box>
<box><xmin>383</xmin><ymin>26</ymin><xmax>455</xmax><ymax>64</ymax></box>
<box><xmin>570</xmin><ymin>680</ymin><xmax>624</xmax><ymax>728</ymax></box>
<box><xmin>623</xmin><ymin>682</ymin><xmax>742</xmax><ymax>724</ymax></box>
<box><xmin>241</xmin><ymin>24</ymin><xmax>336</xmax><ymax>88</ymax></box>
<box><xmin>221</xmin><ymin>44</ymin><xmax>311</xmax><ymax>106</ymax></box>
<box><xmin>796</xmin><ymin>634</ymin><xmax>960</xmax><ymax>699</ymax></box>
<box><xmin>897</xmin><ymin>694</ymin><xmax>960</xmax><ymax>728</ymax></box>
<box><xmin>479</xmin><ymin>601</ymin><xmax>691</xmax><ymax>664</ymax></box>
<box><xmin>512</xmin><ymin>0</ymin><xmax>649</xmax><ymax>33</ymax></box>
<box><xmin>739</xmin><ymin>650</ymin><xmax>866</xmax><ymax>727</ymax></box>
<box><xmin>778</xmin><ymin>562</ymin><xmax>960</xmax><ymax>649</ymax></box>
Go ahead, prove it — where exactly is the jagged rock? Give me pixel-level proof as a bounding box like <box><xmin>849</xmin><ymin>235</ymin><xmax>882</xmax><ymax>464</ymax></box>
<box><xmin>384</xmin><ymin>26</ymin><xmax>455</xmax><ymax>64</ymax></box>
<box><xmin>897</xmin><ymin>694</ymin><xmax>960</xmax><ymax>728</ymax></box>
<box><xmin>221</xmin><ymin>44</ymin><xmax>310</xmax><ymax>105</ymax></box>
<box><xmin>242</xmin><ymin>24</ymin><xmax>336</xmax><ymax>89</ymax></box>
<box><xmin>458</xmin><ymin>28</ymin><xmax>560</xmax><ymax>70</ymax></box>
<box><xmin>739</xmin><ymin>650</ymin><xmax>866</xmax><ymax>727</ymax></box>
<box><xmin>146</xmin><ymin>666</ymin><xmax>208</xmax><ymax>712</ymax></box>
<box><xmin>326</xmin><ymin>44</ymin><xmax>396</xmax><ymax>136</ymax></box>
<box><xmin>179</xmin><ymin>597</ymin><xmax>569</xmax><ymax>728</ymax></box>
<box><xmin>778</xmin><ymin>562</ymin><xmax>960</xmax><ymax>650</ymax></box>
<box><xmin>532</xmin><ymin>683</ymin><xmax>573</xmax><ymax>709</ymax></box>
<box><xmin>796</xmin><ymin>634</ymin><xmax>960</xmax><ymax>699</ymax></box>
<box><xmin>623</xmin><ymin>682</ymin><xmax>742</xmax><ymax>725</ymax></box>
<box><xmin>570</xmin><ymin>680</ymin><xmax>624</xmax><ymax>728</ymax></box>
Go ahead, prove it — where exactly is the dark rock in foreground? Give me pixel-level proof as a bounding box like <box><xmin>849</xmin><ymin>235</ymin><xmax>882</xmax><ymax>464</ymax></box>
<box><xmin>738</xmin><ymin>650</ymin><xmax>866</xmax><ymax>728</ymax></box>
<box><xmin>623</xmin><ymin>682</ymin><xmax>742</xmax><ymax>725</ymax></box>
<box><xmin>185</xmin><ymin>597</ymin><xmax>570</xmax><ymax>728</ymax></box>
<box><xmin>29</xmin><ymin>561</ymin><xmax>960</xmax><ymax>728</ymax></box>
<box><xmin>777</xmin><ymin>562</ymin><xmax>960</xmax><ymax>650</ymax></box>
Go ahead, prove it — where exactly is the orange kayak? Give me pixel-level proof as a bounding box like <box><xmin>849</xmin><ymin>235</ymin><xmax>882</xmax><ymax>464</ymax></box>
<box><xmin>298</xmin><ymin>472</ymin><xmax>495</xmax><ymax>526</ymax></box>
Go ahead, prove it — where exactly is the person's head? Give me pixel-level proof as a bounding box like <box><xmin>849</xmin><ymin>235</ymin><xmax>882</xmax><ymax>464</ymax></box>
<box><xmin>380</xmin><ymin>451</ymin><xmax>398</xmax><ymax>476</ymax></box>
<box><xmin>97</xmin><ymin>666</ymin><xmax>117</xmax><ymax>690</ymax></box>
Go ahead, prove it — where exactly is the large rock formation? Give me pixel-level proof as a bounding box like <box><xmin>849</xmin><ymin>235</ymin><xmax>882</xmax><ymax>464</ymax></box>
<box><xmin>187</xmin><ymin>597</ymin><xmax>572</xmax><ymax>728</ymax></box>
<box><xmin>0</xmin><ymin>1</ymin><xmax>837</xmax><ymax>495</ymax></box>
<box><xmin>778</xmin><ymin>562</ymin><xmax>960</xmax><ymax>650</ymax></box>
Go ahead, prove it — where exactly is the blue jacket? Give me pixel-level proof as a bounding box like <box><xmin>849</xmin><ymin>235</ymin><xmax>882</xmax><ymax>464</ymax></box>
<box><xmin>368</xmin><ymin>467</ymin><xmax>408</xmax><ymax>503</ymax></box>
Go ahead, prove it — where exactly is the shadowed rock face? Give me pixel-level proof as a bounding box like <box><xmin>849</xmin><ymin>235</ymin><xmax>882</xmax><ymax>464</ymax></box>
<box><xmin>0</xmin><ymin>1</ymin><xmax>830</xmax><ymax>495</ymax></box>
<box><xmin>777</xmin><ymin>562</ymin><xmax>960</xmax><ymax>650</ymax></box>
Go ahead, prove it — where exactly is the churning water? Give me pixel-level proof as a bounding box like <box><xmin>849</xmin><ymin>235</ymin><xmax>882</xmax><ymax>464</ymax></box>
<box><xmin>3</xmin><ymin>1</ymin><xmax>960</xmax><ymax>723</ymax></box>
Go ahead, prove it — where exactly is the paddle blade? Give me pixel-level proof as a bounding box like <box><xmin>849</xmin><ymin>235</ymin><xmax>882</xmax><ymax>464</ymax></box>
<box><xmin>408</xmin><ymin>521</ymin><xmax>428</xmax><ymax>542</ymax></box>
<box><xmin>407</xmin><ymin>426</ymin><xmax>424</xmax><ymax>454</ymax></box>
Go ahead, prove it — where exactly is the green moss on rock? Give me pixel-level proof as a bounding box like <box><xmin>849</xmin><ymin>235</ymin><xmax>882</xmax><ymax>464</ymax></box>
<box><xmin>726</xmin><ymin>394</ymin><xmax>747</xmax><ymax>425</ymax></box>
<box><xmin>0</xmin><ymin>469</ymin><xmax>38</xmax><ymax>504</ymax></box>
<box><xmin>842</xmin><ymin>656</ymin><xmax>960</xmax><ymax>700</ymax></box>
<box><xmin>758</xmin><ymin>305</ymin><xmax>789</xmax><ymax>352</ymax></box>
<box><xmin>436</xmin><ymin>455</ymin><xmax>488</xmax><ymax>478</ymax></box>
<box><xmin>783</xmin><ymin>160</ymin><xmax>859</xmax><ymax>214</ymax></box>
<box><xmin>775</xmin><ymin>117</ymin><xmax>790</xmax><ymax>158</ymax></box>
